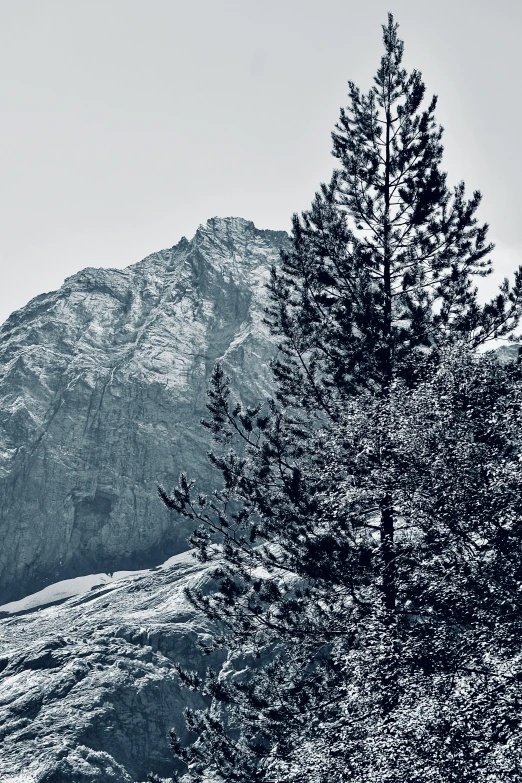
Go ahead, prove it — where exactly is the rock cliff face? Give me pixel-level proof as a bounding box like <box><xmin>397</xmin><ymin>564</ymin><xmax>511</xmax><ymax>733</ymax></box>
<box><xmin>0</xmin><ymin>217</ymin><xmax>286</xmax><ymax>603</ymax></box>
<box><xmin>0</xmin><ymin>553</ymin><xmax>222</xmax><ymax>782</ymax></box>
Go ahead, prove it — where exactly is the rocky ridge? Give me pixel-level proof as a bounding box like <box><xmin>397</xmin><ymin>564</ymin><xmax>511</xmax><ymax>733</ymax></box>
<box><xmin>0</xmin><ymin>552</ymin><xmax>221</xmax><ymax>782</ymax></box>
<box><xmin>0</xmin><ymin>217</ymin><xmax>287</xmax><ymax>603</ymax></box>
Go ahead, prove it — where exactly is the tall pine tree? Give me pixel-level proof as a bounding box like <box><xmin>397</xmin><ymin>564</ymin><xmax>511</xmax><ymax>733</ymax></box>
<box><xmin>156</xmin><ymin>15</ymin><xmax>522</xmax><ymax>783</ymax></box>
<box><xmin>264</xmin><ymin>12</ymin><xmax>522</xmax><ymax>616</ymax></box>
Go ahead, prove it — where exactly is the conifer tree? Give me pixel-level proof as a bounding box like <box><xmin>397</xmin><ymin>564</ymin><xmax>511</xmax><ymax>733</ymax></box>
<box><xmin>264</xmin><ymin>12</ymin><xmax>522</xmax><ymax>617</ymax></box>
<box><xmin>157</xmin><ymin>15</ymin><xmax>522</xmax><ymax>783</ymax></box>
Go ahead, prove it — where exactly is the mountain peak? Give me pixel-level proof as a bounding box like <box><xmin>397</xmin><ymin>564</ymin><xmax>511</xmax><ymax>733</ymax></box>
<box><xmin>202</xmin><ymin>215</ymin><xmax>256</xmax><ymax>231</ymax></box>
<box><xmin>0</xmin><ymin>220</ymin><xmax>288</xmax><ymax>605</ymax></box>
<box><xmin>192</xmin><ymin>216</ymin><xmax>288</xmax><ymax>261</ymax></box>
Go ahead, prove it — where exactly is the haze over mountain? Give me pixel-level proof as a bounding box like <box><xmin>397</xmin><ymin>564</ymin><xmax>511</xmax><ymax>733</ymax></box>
<box><xmin>0</xmin><ymin>217</ymin><xmax>286</xmax><ymax>604</ymax></box>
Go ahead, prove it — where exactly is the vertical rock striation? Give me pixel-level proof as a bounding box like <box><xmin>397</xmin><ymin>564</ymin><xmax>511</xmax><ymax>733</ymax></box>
<box><xmin>0</xmin><ymin>217</ymin><xmax>286</xmax><ymax>603</ymax></box>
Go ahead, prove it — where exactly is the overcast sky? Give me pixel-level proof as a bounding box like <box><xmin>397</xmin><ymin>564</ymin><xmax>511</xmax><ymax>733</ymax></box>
<box><xmin>1</xmin><ymin>0</ymin><xmax>521</xmax><ymax>325</ymax></box>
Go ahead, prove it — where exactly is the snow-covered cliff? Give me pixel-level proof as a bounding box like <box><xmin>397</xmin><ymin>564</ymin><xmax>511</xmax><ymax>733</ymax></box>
<box><xmin>0</xmin><ymin>217</ymin><xmax>287</xmax><ymax>603</ymax></box>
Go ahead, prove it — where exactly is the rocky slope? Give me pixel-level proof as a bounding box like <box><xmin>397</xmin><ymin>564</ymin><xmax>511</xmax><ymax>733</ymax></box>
<box><xmin>0</xmin><ymin>552</ymin><xmax>223</xmax><ymax>782</ymax></box>
<box><xmin>0</xmin><ymin>218</ymin><xmax>286</xmax><ymax>603</ymax></box>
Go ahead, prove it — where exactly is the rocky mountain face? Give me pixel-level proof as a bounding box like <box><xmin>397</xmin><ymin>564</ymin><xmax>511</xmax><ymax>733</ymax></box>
<box><xmin>0</xmin><ymin>217</ymin><xmax>287</xmax><ymax>604</ymax></box>
<box><xmin>0</xmin><ymin>553</ymin><xmax>222</xmax><ymax>782</ymax></box>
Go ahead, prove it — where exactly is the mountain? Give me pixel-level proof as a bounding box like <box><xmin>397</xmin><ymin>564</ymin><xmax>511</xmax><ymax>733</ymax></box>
<box><xmin>0</xmin><ymin>553</ymin><xmax>221</xmax><ymax>782</ymax></box>
<box><xmin>0</xmin><ymin>217</ymin><xmax>287</xmax><ymax>604</ymax></box>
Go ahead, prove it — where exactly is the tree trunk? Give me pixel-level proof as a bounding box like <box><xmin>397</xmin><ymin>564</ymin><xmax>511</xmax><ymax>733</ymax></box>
<box><xmin>381</xmin><ymin>97</ymin><xmax>396</xmax><ymax>614</ymax></box>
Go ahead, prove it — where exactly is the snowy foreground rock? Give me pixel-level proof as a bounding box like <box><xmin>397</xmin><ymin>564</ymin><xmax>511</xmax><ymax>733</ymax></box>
<box><xmin>0</xmin><ymin>217</ymin><xmax>286</xmax><ymax>603</ymax></box>
<box><xmin>0</xmin><ymin>552</ymin><xmax>221</xmax><ymax>782</ymax></box>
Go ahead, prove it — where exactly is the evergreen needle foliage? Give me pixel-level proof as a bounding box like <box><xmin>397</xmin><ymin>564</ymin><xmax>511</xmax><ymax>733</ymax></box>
<box><xmin>156</xmin><ymin>15</ymin><xmax>522</xmax><ymax>783</ymax></box>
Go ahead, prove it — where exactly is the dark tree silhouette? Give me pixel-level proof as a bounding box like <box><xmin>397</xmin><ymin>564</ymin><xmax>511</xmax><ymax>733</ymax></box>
<box><xmin>155</xmin><ymin>15</ymin><xmax>522</xmax><ymax>783</ymax></box>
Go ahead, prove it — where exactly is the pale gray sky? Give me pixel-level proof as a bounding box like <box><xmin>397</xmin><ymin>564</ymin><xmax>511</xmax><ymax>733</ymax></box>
<box><xmin>1</xmin><ymin>0</ymin><xmax>521</xmax><ymax>325</ymax></box>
